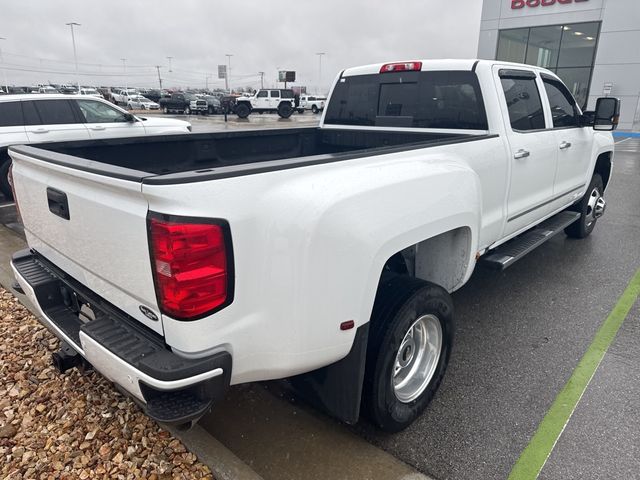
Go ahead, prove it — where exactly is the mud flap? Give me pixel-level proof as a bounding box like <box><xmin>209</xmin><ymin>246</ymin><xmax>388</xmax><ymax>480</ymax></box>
<box><xmin>289</xmin><ymin>323</ymin><xmax>369</xmax><ymax>424</ymax></box>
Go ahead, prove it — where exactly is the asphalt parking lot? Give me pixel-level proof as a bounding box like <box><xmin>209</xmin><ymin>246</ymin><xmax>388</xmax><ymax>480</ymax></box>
<box><xmin>0</xmin><ymin>120</ymin><xmax>638</xmax><ymax>479</ymax></box>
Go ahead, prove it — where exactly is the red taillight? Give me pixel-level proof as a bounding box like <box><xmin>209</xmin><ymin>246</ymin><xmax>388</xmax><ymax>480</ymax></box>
<box><xmin>379</xmin><ymin>61</ymin><xmax>422</xmax><ymax>73</ymax></box>
<box><xmin>149</xmin><ymin>216</ymin><xmax>232</xmax><ymax>320</ymax></box>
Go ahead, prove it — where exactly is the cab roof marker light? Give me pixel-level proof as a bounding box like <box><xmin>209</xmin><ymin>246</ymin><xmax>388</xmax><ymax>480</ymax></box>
<box><xmin>379</xmin><ymin>62</ymin><xmax>423</xmax><ymax>73</ymax></box>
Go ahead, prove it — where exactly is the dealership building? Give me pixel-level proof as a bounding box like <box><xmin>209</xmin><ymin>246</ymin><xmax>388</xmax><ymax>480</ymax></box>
<box><xmin>478</xmin><ymin>0</ymin><xmax>640</xmax><ymax>130</ymax></box>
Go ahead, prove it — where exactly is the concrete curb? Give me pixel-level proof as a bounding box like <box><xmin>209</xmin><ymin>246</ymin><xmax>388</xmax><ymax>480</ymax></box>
<box><xmin>163</xmin><ymin>424</ymin><xmax>264</xmax><ymax>480</ymax></box>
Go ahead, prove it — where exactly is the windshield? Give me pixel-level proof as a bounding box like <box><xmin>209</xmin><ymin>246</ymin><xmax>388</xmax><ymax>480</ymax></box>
<box><xmin>324</xmin><ymin>71</ymin><xmax>488</xmax><ymax>130</ymax></box>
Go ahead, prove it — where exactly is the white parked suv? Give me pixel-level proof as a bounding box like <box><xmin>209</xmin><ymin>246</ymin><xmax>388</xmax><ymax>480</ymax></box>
<box><xmin>0</xmin><ymin>94</ymin><xmax>191</xmax><ymax>198</ymax></box>
<box><xmin>235</xmin><ymin>89</ymin><xmax>296</xmax><ymax>118</ymax></box>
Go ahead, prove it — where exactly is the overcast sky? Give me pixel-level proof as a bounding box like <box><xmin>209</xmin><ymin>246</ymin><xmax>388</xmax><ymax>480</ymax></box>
<box><xmin>0</xmin><ymin>0</ymin><xmax>483</xmax><ymax>92</ymax></box>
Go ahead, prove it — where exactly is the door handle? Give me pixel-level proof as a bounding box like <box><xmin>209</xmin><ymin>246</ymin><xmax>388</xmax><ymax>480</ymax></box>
<box><xmin>514</xmin><ymin>149</ymin><xmax>530</xmax><ymax>159</ymax></box>
<box><xmin>31</xmin><ymin>128</ymin><xmax>49</xmax><ymax>134</ymax></box>
<box><xmin>47</xmin><ymin>187</ymin><xmax>70</xmax><ymax>220</ymax></box>
<box><xmin>559</xmin><ymin>141</ymin><xmax>572</xmax><ymax>150</ymax></box>
<box><xmin>90</xmin><ymin>126</ymin><xmax>106</xmax><ymax>131</ymax></box>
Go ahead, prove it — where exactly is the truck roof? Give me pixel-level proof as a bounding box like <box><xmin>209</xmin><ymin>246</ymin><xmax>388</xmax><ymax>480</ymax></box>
<box><xmin>342</xmin><ymin>59</ymin><xmax>557</xmax><ymax>78</ymax></box>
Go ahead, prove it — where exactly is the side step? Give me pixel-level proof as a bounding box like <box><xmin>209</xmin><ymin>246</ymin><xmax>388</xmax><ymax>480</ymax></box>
<box><xmin>480</xmin><ymin>211</ymin><xmax>581</xmax><ymax>270</ymax></box>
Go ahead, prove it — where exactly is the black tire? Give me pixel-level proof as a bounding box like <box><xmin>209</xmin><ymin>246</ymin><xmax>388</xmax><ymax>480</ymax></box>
<box><xmin>0</xmin><ymin>158</ymin><xmax>13</xmax><ymax>200</ymax></box>
<box><xmin>564</xmin><ymin>173</ymin><xmax>604</xmax><ymax>239</ymax></box>
<box><xmin>236</xmin><ymin>103</ymin><xmax>251</xmax><ymax>118</ymax></box>
<box><xmin>184</xmin><ymin>105</ymin><xmax>191</xmax><ymax>115</ymax></box>
<box><xmin>277</xmin><ymin>102</ymin><xmax>293</xmax><ymax>119</ymax></box>
<box><xmin>163</xmin><ymin>106</ymin><xmax>169</xmax><ymax>114</ymax></box>
<box><xmin>208</xmin><ymin>106</ymin><xmax>214</xmax><ymax>115</ymax></box>
<box><xmin>297</xmin><ymin>109</ymin><xmax>304</xmax><ymax>114</ymax></box>
<box><xmin>363</xmin><ymin>274</ymin><xmax>453</xmax><ymax>432</ymax></box>
<box><xmin>311</xmin><ymin>104</ymin><xmax>319</xmax><ymax>114</ymax></box>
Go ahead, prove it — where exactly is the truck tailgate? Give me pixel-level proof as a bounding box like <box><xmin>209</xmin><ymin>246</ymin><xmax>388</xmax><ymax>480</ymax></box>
<box><xmin>10</xmin><ymin>148</ymin><xmax>163</xmax><ymax>335</ymax></box>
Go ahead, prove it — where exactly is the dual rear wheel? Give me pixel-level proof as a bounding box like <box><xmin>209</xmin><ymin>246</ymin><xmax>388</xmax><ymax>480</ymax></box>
<box><xmin>363</xmin><ymin>274</ymin><xmax>453</xmax><ymax>432</ymax></box>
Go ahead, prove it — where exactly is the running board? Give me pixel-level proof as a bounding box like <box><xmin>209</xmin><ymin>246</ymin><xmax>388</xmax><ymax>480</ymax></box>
<box><xmin>480</xmin><ymin>211</ymin><xmax>581</xmax><ymax>270</ymax></box>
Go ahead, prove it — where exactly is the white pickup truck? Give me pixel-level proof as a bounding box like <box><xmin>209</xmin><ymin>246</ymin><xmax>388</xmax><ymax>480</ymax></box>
<box><xmin>9</xmin><ymin>59</ymin><xmax>619</xmax><ymax>431</ymax></box>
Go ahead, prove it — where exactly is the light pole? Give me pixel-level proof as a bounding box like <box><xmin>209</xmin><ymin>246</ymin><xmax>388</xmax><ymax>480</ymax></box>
<box><xmin>120</xmin><ymin>58</ymin><xmax>127</xmax><ymax>91</ymax></box>
<box><xmin>258</xmin><ymin>71</ymin><xmax>264</xmax><ymax>89</ymax></box>
<box><xmin>166</xmin><ymin>56</ymin><xmax>173</xmax><ymax>72</ymax></box>
<box><xmin>225</xmin><ymin>54</ymin><xmax>233</xmax><ymax>93</ymax></box>
<box><xmin>155</xmin><ymin>65</ymin><xmax>163</xmax><ymax>89</ymax></box>
<box><xmin>65</xmin><ymin>22</ymin><xmax>81</xmax><ymax>91</ymax></box>
<box><xmin>316</xmin><ymin>52</ymin><xmax>325</xmax><ymax>94</ymax></box>
<box><xmin>205</xmin><ymin>74</ymin><xmax>212</xmax><ymax>90</ymax></box>
<box><xmin>0</xmin><ymin>37</ymin><xmax>8</xmax><ymax>93</ymax></box>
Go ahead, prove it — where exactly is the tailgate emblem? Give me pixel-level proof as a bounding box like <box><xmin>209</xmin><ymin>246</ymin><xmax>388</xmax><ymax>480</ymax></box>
<box><xmin>139</xmin><ymin>305</ymin><xmax>159</xmax><ymax>321</ymax></box>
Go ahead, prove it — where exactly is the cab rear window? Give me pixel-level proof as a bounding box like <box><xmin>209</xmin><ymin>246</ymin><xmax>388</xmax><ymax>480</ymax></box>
<box><xmin>324</xmin><ymin>70</ymin><xmax>488</xmax><ymax>130</ymax></box>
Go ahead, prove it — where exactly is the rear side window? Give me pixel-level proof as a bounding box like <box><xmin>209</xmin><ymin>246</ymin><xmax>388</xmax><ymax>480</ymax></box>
<box><xmin>324</xmin><ymin>71</ymin><xmax>488</xmax><ymax>130</ymax></box>
<box><xmin>270</xmin><ymin>90</ymin><xmax>280</xmax><ymax>98</ymax></box>
<box><xmin>543</xmin><ymin>80</ymin><xmax>579</xmax><ymax>128</ymax></box>
<box><xmin>0</xmin><ymin>101</ymin><xmax>24</xmax><ymax>127</ymax></box>
<box><xmin>33</xmin><ymin>100</ymin><xmax>78</xmax><ymax>125</ymax></box>
<box><xmin>500</xmin><ymin>77</ymin><xmax>545</xmax><ymax>131</ymax></box>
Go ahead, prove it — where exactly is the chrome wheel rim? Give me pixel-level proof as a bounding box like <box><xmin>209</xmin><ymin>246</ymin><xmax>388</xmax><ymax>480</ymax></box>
<box><xmin>392</xmin><ymin>314</ymin><xmax>442</xmax><ymax>403</ymax></box>
<box><xmin>585</xmin><ymin>186</ymin><xmax>603</xmax><ymax>227</ymax></box>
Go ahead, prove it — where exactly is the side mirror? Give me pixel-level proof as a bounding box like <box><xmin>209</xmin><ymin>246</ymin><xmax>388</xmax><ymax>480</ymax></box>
<box><xmin>123</xmin><ymin>113</ymin><xmax>135</xmax><ymax>122</ymax></box>
<box><xmin>593</xmin><ymin>97</ymin><xmax>620</xmax><ymax>131</ymax></box>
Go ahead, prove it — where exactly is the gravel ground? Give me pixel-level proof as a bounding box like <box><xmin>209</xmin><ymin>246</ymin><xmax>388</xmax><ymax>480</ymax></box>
<box><xmin>0</xmin><ymin>288</ymin><xmax>213</xmax><ymax>479</ymax></box>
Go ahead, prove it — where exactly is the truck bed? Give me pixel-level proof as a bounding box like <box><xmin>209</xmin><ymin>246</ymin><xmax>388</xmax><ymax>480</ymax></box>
<box><xmin>10</xmin><ymin>127</ymin><xmax>490</xmax><ymax>185</ymax></box>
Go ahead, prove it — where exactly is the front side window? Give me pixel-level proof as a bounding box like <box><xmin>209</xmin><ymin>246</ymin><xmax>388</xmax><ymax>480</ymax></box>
<box><xmin>543</xmin><ymin>79</ymin><xmax>578</xmax><ymax>128</ymax></box>
<box><xmin>500</xmin><ymin>76</ymin><xmax>545</xmax><ymax>131</ymax></box>
<box><xmin>75</xmin><ymin>99</ymin><xmax>128</xmax><ymax>123</ymax></box>
<box><xmin>33</xmin><ymin>100</ymin><xmax>78</xmax><ymax>125</ymax></box>
<box><xmin>257</xmin><ymin>90</ymin><xmax>268</xmax><ymax>98</ymax></box>
<box><xmin>0</xmin><ymin>101</ymin><xmax>24</xmax><ymax>127</ymax></box>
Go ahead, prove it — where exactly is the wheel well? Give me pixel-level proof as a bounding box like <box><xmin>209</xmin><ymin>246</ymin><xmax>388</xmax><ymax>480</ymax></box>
<box><xmin>382</xmin><ymin>227</ymin><xmax>472</xmax><ymax>292</ymax></box>
<box><xmin>595</xmin><ymin>152</ymin><xmax>612</xmax><ymax>189</ymax></box>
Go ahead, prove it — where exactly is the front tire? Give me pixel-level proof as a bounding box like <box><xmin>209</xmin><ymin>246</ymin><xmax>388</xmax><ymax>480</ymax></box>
<box><xmin>363</xmin><ymin>275</ymin><xmax>453</xmax><ymax>432</ymax></box>
<box><xmin>0</xmin><ymin>159</ymin><xmax>13</xmax><ymax>200</ymax></box>
<box><xmin>236</xmin><ymin>103</ymin><xmax>251</xmax><ymax>118</ymax></box>
<box><xmin>163</xmin><ymin>106</ymin><xmax>169</xmax><ymax>114</ymax></box>
<box><xmin>278</xmin><ymin>102</ymin><xmax>293</xmax><ymax>119</ymax></box>
<box><xmin>184</xmin><ymin>106</ymin><xmax>191</xmax><ymax>115</ymax></box>
<box><xmin>565</xmin><ymin>173</ymin><xmax>604</xmax><ymax>239</ymax></box>
<box><xmin>311</xmin><ymin>104</ymin><xmax>319</xmax><ymax>114</ymax></box>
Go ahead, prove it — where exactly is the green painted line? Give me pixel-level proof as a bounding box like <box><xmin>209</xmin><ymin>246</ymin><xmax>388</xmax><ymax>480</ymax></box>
<box><xmin>509</xmin><ymin>267</ymin><xmax>640</xmax><ymax>480</ymax></box>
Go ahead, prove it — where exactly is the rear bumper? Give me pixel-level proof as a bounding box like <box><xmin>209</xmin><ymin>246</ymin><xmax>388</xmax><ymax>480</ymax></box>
<box><xmin>11</xmin><ymin>249</ymin><xmax>231</xmax><ymax>425</ymax></box>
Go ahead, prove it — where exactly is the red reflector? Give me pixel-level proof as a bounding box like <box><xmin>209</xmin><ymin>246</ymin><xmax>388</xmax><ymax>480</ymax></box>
<box><xmin>150</xmin><ymin>217</ymin><xmax>231</xmax><ymax>320</ymax></box>
<box><xmin>340</xmin><ymin>320</ymin><xmax>355</xmax><ymax>331</ymax></box>
<box><xmin>379</xmin><ymin>61</ymin><xmax>422</xmax><ymax>73</ymax></box>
